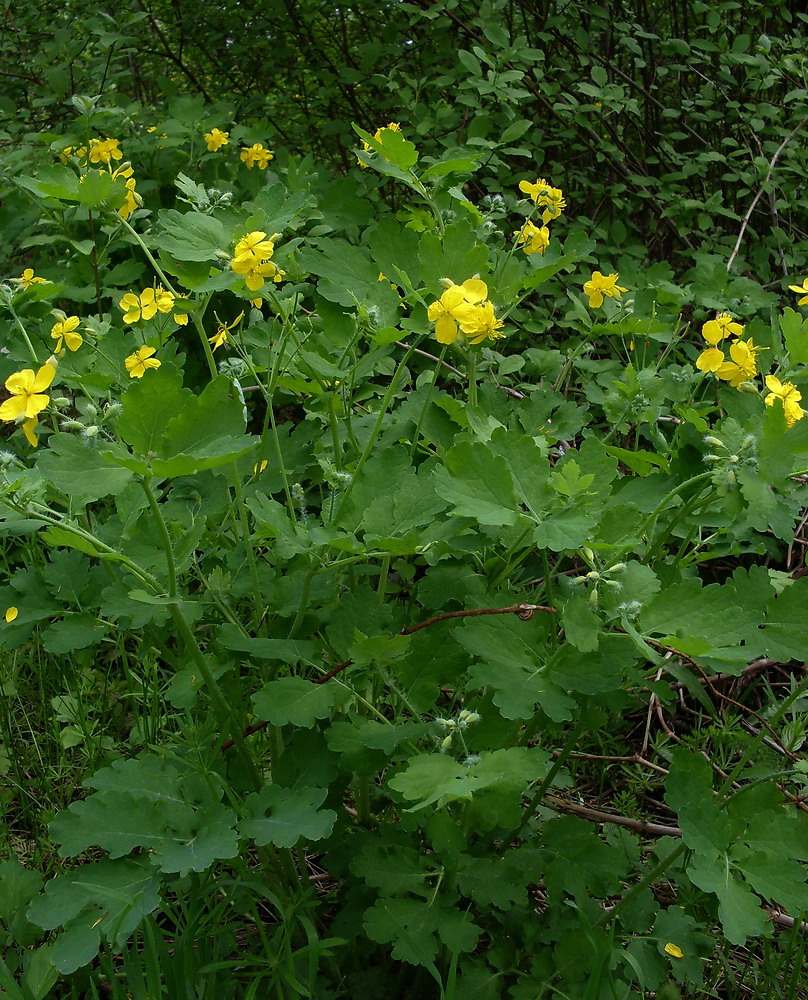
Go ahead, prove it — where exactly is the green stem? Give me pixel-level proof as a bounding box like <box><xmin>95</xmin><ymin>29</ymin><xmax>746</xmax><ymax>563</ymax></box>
<box><xmin>229</xmin><ymin>459</ymin><xmax>263</xmax><ymax>619</ymax></box>
<box><xmin>142</xmin><ymin>479</ymin><xmax>176</xmax><ymax>598</ymax></box>
<box><xmin>356</xmin><ymin>776</ymin><xmax>371</xmax><ymax>826</ymax></box>
<box><xmin>328</xmin><ymin>392</ymin><xmax>342</xmax><ymax>470</ymax></box>
<box><xmin>334</xmin><ymin>338</ymin><xmax>422</xmax><ymax>519</ymax></box>
<box><xmin>168</xmin><ymin>603</ymin><xmax>262</xmax><ymax>791</ymax></box>
<box><xmin>489</xmin><ymin>524</ymin><xmax>534</xmax><ymax>591</ymax></box>
<box><xmin>595</xmin><ymin>842</ymin><xmax>687</xmax><ymax>929</ymax></box>
<box><xmin>268</xmin><ymin>399</ymin><xmax>296</xmax><ymax>520</ymax></box>
<box><xmin>9</xmin><ymin>308</ymin><xmax>40</xmax><ymax>364</ymax></box>
<box><xmin>512</xmin><ymin>716</ymin><xmax>587</xmax><ymax>842</ymax></box>
<box><xmin>191</xmin><ymin>300</ymin><xmax>218</xmax><ymax>379</ymax></box>
<box><xmin>636</xmin><ymin>471</ymin><xmax>713</xmax><ymax>553</ymax></box>
<box><xmin>467</xmin><ymin>349</ymin><xmax>478</xmax><ymax>407</ymax></box>
<box><xmin>288</xmin><ymin>569</ymin><xmax>313</xmax><ymax>639</ymax></box>
<box><xmin>4</xmin><ymin>499</ymin><xmax>161</xmax><ymax>591</ymax></box>
<box><xmin>116</xmin><ymin>215</ymin><xmax>180</xmax><ymax>297</ymax></box>
<box><xmin>377</xmin><ymin>553</ymin><xmax>391</xmax><ymax>604</ymax></box>
<box><xmin>642</xmin><ymin>484</ymin><xmax>714</xmax><ymax>564</ymax></box>
<box><xmin>539</xmin><ymin>549</ymin><xmax>557</xmax><ymax>647</ymax></box>
<box><xmin>410</xmin><ymin>343</ymin><xmax>448</xmax><ymax>459</ymax></box>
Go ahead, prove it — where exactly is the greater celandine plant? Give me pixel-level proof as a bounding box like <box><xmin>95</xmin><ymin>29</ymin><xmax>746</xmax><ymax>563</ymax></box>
<box><xmin>0</xmin><ymin>114</ymin><xmax>807</xmax><ymax>1000</ymax></box>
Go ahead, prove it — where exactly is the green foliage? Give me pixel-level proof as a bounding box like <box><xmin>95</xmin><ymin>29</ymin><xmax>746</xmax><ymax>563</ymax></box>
<box><xmin>0</xmin><ymin>4</ymin><xmax>807</xmax><ymax>999</ymax></box>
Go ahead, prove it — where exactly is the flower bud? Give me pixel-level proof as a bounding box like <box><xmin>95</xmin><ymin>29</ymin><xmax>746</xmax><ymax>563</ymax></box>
<box><xmin>441</xmin><ymin>735</ymin><xmax>453</xmax><ymax>751</ymax></box>
<box><xmin>82</xmin><ymin>425</ymin><xmax>99</xmax><ymax>439</ymax></box>
<box><xmin>704</xmin><ymin>436</ymin><xmax>724</xmax><ymax>448</ymax></box>
<box><xmin>438</xmin><ymin>277</ymin><xmax>454</xmax><ymax>288</ymax></box>
<box><xmin>738</xmin><ymin>380</ymin><xmax>759</xmax><ymax>394</ymax></box>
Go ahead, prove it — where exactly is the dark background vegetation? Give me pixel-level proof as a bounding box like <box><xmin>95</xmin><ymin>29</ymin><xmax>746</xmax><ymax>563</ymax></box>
<box><xmin>1</xmin><ymin>0</ymin><xmax>807</xmax><ymax>279</ymax></box>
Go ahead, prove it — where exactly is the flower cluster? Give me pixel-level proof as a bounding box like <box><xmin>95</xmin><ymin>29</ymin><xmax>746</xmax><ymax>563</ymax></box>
<box><xmin>427</xmin><ymin>277</ymin><xmax>504</xmax><ymax>346</ymax></box>
<box><xmin>204</xmin><ymin>128</ymin><xmax>229</xmax><ymax>152</ymax></box>
<box><xmin>583</xmin><ymin>271</ymin><xmax>628</xmax><ymax>308</ymax></box>
<box><xmin>240</xmin><ymin>143</ymin><xmax>273</xmax><ymax>169</ymax></box>
<box><xmin>0</xmin><ymin>362</ymin><xmax>56</xmax><ymax>447</ymax></box>
<box><xmin>518</xmin><ymin>177</ymin><xmax>566</xmax><ymax>222</ymax></box>
<box><xmin>514</xmin><ymin>176</ymin><xmax>565</xmax><ymax>257</ymax></box>
<box><xmin>359</xmin><ymin>122</ymin><xmax>401</xmax><ymax>168</ymax></box>
<box><xmin>119</xmin><ymin>286</ymin><xmax>188</xmax><ymax>326</ymax></box>
<box><xmin>695</xmin><ymin>313</ymin><xmax>761</xmax><ymax>388</ymax></box>
<box><xmin>230</xmin><ymin>231</ymin><xmax>284</xmax><ymax>291</ymax></box>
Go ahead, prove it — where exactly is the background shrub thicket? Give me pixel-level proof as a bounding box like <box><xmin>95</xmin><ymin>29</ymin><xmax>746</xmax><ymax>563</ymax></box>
<box><xmin>1</xmin><ymin>0</ymin><xmax>807</xmax><ymax>275</ymax></box>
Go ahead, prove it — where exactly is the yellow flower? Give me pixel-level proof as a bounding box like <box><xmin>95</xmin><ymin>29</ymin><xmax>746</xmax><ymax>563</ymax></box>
<box><xmin>427</xmin><ymin>278</ymin><xmax>489</xmax><ymax>345</ymax></box>
<box><xmin>153</xmin><ymin>287</ymin><xmax>176</xmax><ymax>314</ymax></box>
<box><xmin>235</xmin><ymin>231</ymin><xmax>279</xmax><ymax>259</ymax></box>
<box><xmin>60</xmin><ymin>144</ymin><xmax>88</xmax><ymax>164</ymax></box>
<box><xmin>514</xmin><ymin>221</ymin><xmax>550</xmax><ymax>256</ymax></box>
<box><xmin>14</xmin><ymin>268</ymin><xmax>47</xmax><ymax>289</ymax></box>
<box><xmin>209</xmin><ymin>311</ymin><xmax>244</xmax><ymax>351</ymax></box>
<box><xmin>231</xmin><ymin>254</ymin><xmax>281</xmax><ymax>291</ymax></box>
<box><xmin>110</xmin><ymin>165</ymin><xmax>142</xmax><ymax>220</ymax></box>
<box><xmin>518</xmin><ymin>178</ymin><xmax>566</xmax><ymax>222</ymax></box>
<box><xmin>663</xmin><ymin>943</ymin><xmax>684</xmax><ymax>959</ymax></box>
<box><xmin>51</xmin><ymin>315</ymin><xmax>83</xmax><ymax>353</ymax></box>
<box><xmin>696</xmin><ymin>346</ymin><xmax>725</xmax><ymax>373</ymax></box>
<box><xmin>702</xmin><ymin>313</ymin><xmax>744</xmax><ymax>344</ymax></box>
<box><xmin>0</xmin><ymin>363</ymin><xmax>56</xmax><ymax>424</ymax></box>
<box><xmin>5</xmin><ymin>607</ymin><xmax>18</xmax><ymax>623</ymax></box>
<box><xmin>119</xmin><ymin>289</ymin><xmax>158</xmax><ymax>324</ymax></box>
<box><xmin>765</xmin><ymin>375</ymin><xmax>805</xmax><ymax>427</ymax></box>
<box><xmin>583</xmin><ymin>271</ymin><xmax>627</xmax><ymax>308</ymax></box>
<box><xmin>465</xmin><ymin>300</ymin><xmax>505</xmax><ymax>345</ymax></box>
<box><xmin>204</xmin><ymin>128</ymin><xmax>229</xmax><ymax>151</ymax></box>
<box><xmin>173</xmin><ymin>311</ymin><xmax>189</xmax><ymax>326</ymax></box>
<box><xmin>240</xmin><ymin>143</ymin><xmax>274</xmax><ymax>169</ymax></box>
<box><xmin>788</xmin><ymin>278</ymin><xmax>808</xmax><ymax>306</ymax></box>
<box><xmin>250</xmin><ymin>297</ymin><xmax>263</xmax><ymax>309</ymax></box>
<box><xmin>125</xmin><ymin>346</ymin><xmax>161</xmax><ymax>379</ymax></box>
<box><xmin>253</xmin><ymin>460</ymin><xmax>268</xmax><ymax>475</ymax></box>
<box><xmin>715</xmin><ymin>338</ymin><xmax>761</xmax><ymax>388</ymax></box>
<box><xmin>88</xmin><ymin>137</ymin><xmax>122</xmax><ymax>165</ymax></box>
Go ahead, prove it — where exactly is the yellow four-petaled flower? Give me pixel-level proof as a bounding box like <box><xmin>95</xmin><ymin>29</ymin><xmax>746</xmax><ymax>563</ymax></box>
<box><xmin>583</xmin><ymin>271</ymin><xmax>627</xmax><ymax>308</ymax></box>
<box><xmin>204</xmin><ymin>128</ymin><xmax>229</xmax><ymax>152</ymax></box>
<box><xmin>765</xmin><ymin>375</ymin><xmax>804</xmax><ymax>427</ymax></box>
<box><xmin>0</xmin><ymin>362</ymin><xmax>56</xmax><ymax>447</ymax></box>
<box><xmin>125</xmin><ymin>346</ymin><xmax>161</xmax><ymax>379</ymax></box>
